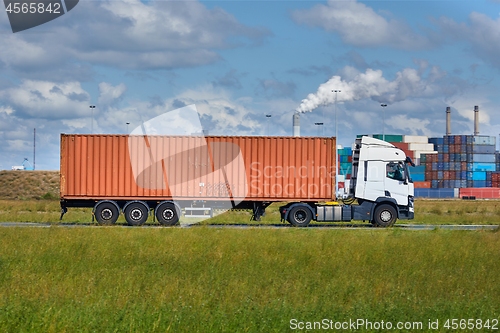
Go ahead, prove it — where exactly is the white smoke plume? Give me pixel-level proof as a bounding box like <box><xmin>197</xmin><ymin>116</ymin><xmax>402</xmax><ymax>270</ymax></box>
<box><xmin>296</xmin><ymin>66</ymin><xmax>430</xmax><ymax>113</ymax></box>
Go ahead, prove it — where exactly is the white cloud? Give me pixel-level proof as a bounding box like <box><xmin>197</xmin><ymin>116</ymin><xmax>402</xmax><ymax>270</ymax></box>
<box><xmin>0</xmin><ymin>106</ymin><xmax>14</xmax><ymax>115</ymax></box>
<box><xmin>387</xmin><ymin>115</ymin><xmax>432</xmax><ymax>136</ymax></box>
<box><xmin>98</xmin><ymin>82</ymin><xmax>127</xmax><ymax>106</ymax></box>
<box><xmin>292</xmin><ymin>0</ymin><xmax>430</xmax><ymax>49</ymax></box>
<box><xmin>0</xmin><ymin>80</ymin><xmax>90</xmax><ymax>119</ymax></box>
<box><xmin>435</xmin><ymin>12</ymin><xmax>500</xmax><ymax>68</ymax></box>
<box><xmin>0</xmin><ymin>0</ymin><xmax>270</xmax><ymax>74</ymax></box>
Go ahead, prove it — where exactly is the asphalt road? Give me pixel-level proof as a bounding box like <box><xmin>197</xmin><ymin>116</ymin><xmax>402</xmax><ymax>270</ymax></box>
<box><xmin>0</xmin><ymin>222</ymin><xmax>498</xmax><ymax>231</ymax></box>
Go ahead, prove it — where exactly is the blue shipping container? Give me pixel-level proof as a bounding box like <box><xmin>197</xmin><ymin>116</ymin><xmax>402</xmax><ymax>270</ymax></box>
<box><xmin>471</xmin><ymin>171</ymin><xmax>487</xmax><ymax>181</ymax></box>
<box><xmin>411</xmin><ymin>173</ymin><xmax>425</xmax><ymax>181</ymax></box>
<box><xmin>472</xmin><ymin>145</ymin><xmax>496</xmax><ymax>154</ymax></box>
<box><xmin>473</xmin><ymin>180</ymin><xmax>487</xmax><ymax>187</ymax></box>
<box><xmin>429</xmin><ymin>137</ymin><xmax>444</xmax><ymax>145</ymax></box>
<box><xmin>472</xmin><ymin>154</ymin><xmax>496</xmax><ymax>163</ymax></box>
<box><xmin>473</xmin><ymin>136</ymin><xmax>496</xmax><ymax>146</ymax></box>
<box><xmin>414</xmin><ymin>188</ymin><xmax>456</xmax><ymax>198</ymax></box>
<box><xmin>411</xmin><ymin>165</ymin><xmax>426</xmax><ymax>173</ymax></box>
<box><xmin>471</xmin><ymin>163</ymin><xmax>496</xmax><ymax>172</ymax></box>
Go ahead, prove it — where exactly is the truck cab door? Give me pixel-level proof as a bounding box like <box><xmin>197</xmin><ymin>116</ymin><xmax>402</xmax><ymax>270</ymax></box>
<box><xmin>384</xmin><ymin>162</ymin><xmax>410</xmax><ymax>205</ymax></box>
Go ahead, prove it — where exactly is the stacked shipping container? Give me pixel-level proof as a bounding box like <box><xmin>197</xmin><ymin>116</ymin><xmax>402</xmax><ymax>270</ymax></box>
<box><xmin>421</xmin><ymin>135</ymin><xmax>497</xmax><ymax>188</ymax></box>
<box><xmin>338</xmin><ymin>147</ymin><xmax>352</xmax><ymax>178</ymax></box>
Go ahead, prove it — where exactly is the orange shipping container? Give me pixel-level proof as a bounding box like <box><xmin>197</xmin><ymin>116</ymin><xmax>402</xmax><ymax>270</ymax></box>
<box><xmin>459</xmin><ymin>188</ymin><xmax>500</xmax><ymax>199</ymax></box>
<box><xmin>414</xmin><ymin>181</ymin><xmax>431</xmax><ymax>188</ymax></box>
<box><xmin>60</xmin><ymin>134</ymin><xmax>337</xmax><ymax>202</ymax></box>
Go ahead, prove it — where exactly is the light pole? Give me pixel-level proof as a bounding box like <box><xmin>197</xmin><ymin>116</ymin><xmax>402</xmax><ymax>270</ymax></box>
<box><xmin>89</xmin><ymin>105</ymin><xmax>95</xmax><ymax>134</ymax></box>
<box><xmin>332</xmin><ymin>90</ymin><xmax>341</xmax><ymax>200</ymax></box>
<box><xmin>315</xmin><ymin>122</ymin><xmax>324</xmax><ymax>136</ymax></box>
<box><xmin>266</xmin><ymin>114</ymin><xmax>271</xmax><ymax>136</ymax></box>
<box><xmin>126</xmin><ymin>122</ymin><xmax>130</xmax><ymax>134</ymax></box>
<box><xmin>381</xmin><ymin>104</ymin><xmax>387</xmax><ymax>141</ymax></box>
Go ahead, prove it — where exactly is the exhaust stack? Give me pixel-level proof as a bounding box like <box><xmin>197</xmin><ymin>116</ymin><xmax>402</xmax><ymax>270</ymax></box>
<box><xmin>293</xmin><ymin>112</ymin><xmax>300</xmax><ymax>137</ymax></box>
<box><xmin>474</xmin><ymin>105</ymin><xmax>479</xmax><ymax>135</ymax></box>
<box><xmin>446</xmin><ymin>107</ymin><xmax>451</xmax><ymax>136</ymax></box>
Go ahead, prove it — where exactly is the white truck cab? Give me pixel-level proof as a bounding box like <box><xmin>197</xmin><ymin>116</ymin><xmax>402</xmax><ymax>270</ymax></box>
<box><xmin>280</xmin><ymin>136</ymin><xmax>415</xmax><ymax>227</ymax></box>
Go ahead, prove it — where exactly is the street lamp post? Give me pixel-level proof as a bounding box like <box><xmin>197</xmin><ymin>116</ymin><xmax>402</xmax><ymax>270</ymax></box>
<box><xmin>314</xmin><ymin>122</ymin><xmax>324</xmax><ymax>136</ymax></box>
<box><xmin>89</xmin><ymin>105</ymin><xmax>95</xmax><ymax>134</ymax></box>
<box><xmin>126</xmin><ymin>122</ymin><xmax>130</xmax><ymax>134</ymax></box>
<box><xmin>381</xmin><ymin>104</ymin><xmax>387</xmax><ymax>141</ymax></box>
<box><xmin>266</xmin><ymin>114</ymin><xmax>272</xmax><ymax>136</ymax></box>
<box><xmin>332</xmin><ymin>90</ymin><xmax>341</xmax><ymax>200</ymax></box>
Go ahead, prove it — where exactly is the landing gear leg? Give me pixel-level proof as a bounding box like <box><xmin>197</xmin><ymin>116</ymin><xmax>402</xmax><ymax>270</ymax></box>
<box><xmin>251</xmin><ymin>202</ymin><xmax>265</xmax><ymax>221</ymax></box>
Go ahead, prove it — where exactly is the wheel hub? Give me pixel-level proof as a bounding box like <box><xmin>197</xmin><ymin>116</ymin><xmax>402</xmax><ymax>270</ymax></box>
<box><xmin>101</xmin><ymin>208</ymin><xmax>113</xmax><ymax>220</ymax></box>
<box><xmin>130</xmin><ymin>208</ymin><xmax>143</xmax><ymax>220</ymax></box>
<box><xmin>380</xmin><ymin>210</ymin><xmax>392</xmax><ymax>222</ymax></box>
<box><xmin>162</xmin><ymin>209</ymin><xmax>174</xmax><ymax>220</ymax></box>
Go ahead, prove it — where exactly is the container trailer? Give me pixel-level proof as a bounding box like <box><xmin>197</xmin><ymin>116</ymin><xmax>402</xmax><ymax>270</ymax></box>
<box><xmin>60</xmin><ymin>134</ymin><xmax>415</xmax><ymax>227</ymax></box>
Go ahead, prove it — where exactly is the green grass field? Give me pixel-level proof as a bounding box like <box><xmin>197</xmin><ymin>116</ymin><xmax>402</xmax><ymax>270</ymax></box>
<box><xmin>0</xmin><ymin>227</ymin><xmax>498</xmax><ymax>332</ymax></box>
<box><xmin>1</xmin><ymin>171</ymin><xmax>499</xmax><ymax>332</ymax></box>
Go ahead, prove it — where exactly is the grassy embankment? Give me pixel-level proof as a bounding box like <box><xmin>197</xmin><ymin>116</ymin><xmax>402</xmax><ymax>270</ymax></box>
<box><xmin>0</xmin><ymin>228</ymin><xmax>498</xmax><ymax>332</ymax></box>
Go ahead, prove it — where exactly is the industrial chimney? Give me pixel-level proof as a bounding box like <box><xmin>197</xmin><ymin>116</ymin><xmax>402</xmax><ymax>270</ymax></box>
<box><xmin>446</xmin><ymin>107</ymin><xmax>451</xmax><ymax>136</ymax></box>
<box><xmin>474</xmin><ymin>105</ymin><xmax>479</xmax><ymax>135</ymax></box>
<box><xmin>293</xmin><ymin>112</ymin><xmax>300</xmax><ymax>137</ymax></box>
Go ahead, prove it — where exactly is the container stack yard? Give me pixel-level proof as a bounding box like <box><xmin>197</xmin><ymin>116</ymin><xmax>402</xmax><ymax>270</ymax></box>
<box><xmin>420</xmin><ymin>135</ymin><xmax>497</xmax><ymax>189</ymax></box>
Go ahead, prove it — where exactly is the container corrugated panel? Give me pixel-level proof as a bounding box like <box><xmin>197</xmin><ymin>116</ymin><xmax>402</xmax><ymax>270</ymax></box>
<box><xmin>403</xmin><ymin>135</ymin><xmax>428</xmax><ymax>143</ymax></box>
<box><xmin>429</xmin><ymin>137</ymin><xmax>444</xmax><ymax>145</ymax></box>
<box><xmin>339</xmin><ymin>163</ymin><xmax>352</xmax><ymax>175</ymax></box>
<box><xmin>460</xmin><ymin>187</ymin><xmax>500</xmax><ymax>199</ymax></box>
<box><xmin>473</xmin><ymin>136</ymin><xmax>496</xmax><ymax>146</ymax></box>
<box><xmin>414</xmin><ymin>181</ymin><xmax>431</xmax><ymax>188</ymax></box>
<box><xmin>372</xmin><ymin>134</ymin><xmax>403</xmax><ymax>142</ymax></box>
<box><xmin>472</xmin><ymin>145</ymin><xmax>496</xmax><ymax>154</ymax></box>
<box><xmin>473</xmin><ymin>180</ymin><xmax>487</xmax><ymax>187</ymax></box>
<box><xmin>472</xmin><ymin>154</ymin><xmax>496</xmax><ymax>163</ymax></box>
<box><xmin>414</xmin><ymin>188</ymin><xmax>456</xmax><ymax>198</ymax></box>
<box><xmin>411</xmin><ymin>165</ymin><xmax>426</xmax><ymax>173</ymax></box>
<box><xmin>61</xmin><ymin>135</ymin><xmax>336</xmax><ymax>201</ymax></box>
<box><xmin>407</xmin><ymin>142</ymin><xmax>435</xmax><ymax>151</ymax></box>
<box><xmin>471</xmin><ymin>163</ymin><xmax>496</xmax><ymax>172</ymax></box>
<box><xmin>471</xmin><ymin>171</ymin><xmax>487</xmax><ymax>181</ymax></box>
<box><xmin>411</xmin><ymin>173</ymin><xmax>425</xmax><ymax>181</ymax></box>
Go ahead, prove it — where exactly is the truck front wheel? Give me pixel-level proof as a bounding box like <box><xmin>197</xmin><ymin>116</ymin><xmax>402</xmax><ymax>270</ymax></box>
<box><xmin>288</xmin><ymin>206</ymin><xmax>312</xmax><ymax>227</ymax></box>
<box><xmin>373</xmin><ymin>204</ymin><xmax>397</xmax><ymax>227</ymax></box>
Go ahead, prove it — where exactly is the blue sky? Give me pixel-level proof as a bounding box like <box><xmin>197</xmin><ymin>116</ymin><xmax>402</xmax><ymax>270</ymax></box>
<box><xmin>1</xmin><ymin>0</ymin><xmax>500</xmax><ymax>170</ymax></box>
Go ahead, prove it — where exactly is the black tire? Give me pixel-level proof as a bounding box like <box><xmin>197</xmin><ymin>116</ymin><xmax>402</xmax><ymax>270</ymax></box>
<box><xmin>124</xmin><ymin>202</ymin><xmax>149</xmax><ymax>226</ymax></box>
<box><xmin>155</xmin><ymin>202</ymin><xmax>180</xmax><ymax>226</ymax></box>
<box><xmin>94</xmin><ymin>201</ymin><xmax>119</xmax><ymax>225</ymax></box>
<box><xmin>373</xmin><ymin>204</ymin><xmax>397</xmax><ymax>227</ymax></box>
<box><xmin>288</xmin><ymin>206</ymin><xmax>312</xmax><ymax>227</ymax></box>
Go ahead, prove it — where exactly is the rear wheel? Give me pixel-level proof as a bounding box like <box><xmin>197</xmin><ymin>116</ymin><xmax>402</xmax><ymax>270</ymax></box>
<box><xmin>288</xmin><ymin>206</ymin><xmax>312</xmax><ymax>227</ymax></box>
<box><xmin>94</xmin><ymin>201</ymin><xmax>119</xmax><ymax>225</ymax></box>
<box><xmin>155</xmin><ymin>202</ymin><xmax>180</xmax><ymax>226</ymax></box>
<box><xmin>373</xmin><ymin>204</ymin><xmax>397</xmax><ymax>227</ymax></box>
<box><xmin>124</xmin><ymin>202</ymin><xmax>149</xmax><ymax>226</ymax></box>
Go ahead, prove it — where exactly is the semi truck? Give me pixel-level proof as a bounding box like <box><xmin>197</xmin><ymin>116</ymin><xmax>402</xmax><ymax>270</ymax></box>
<box><xmin>60</xmin><ymin>134</ymin><xmax>414</xmax><ymax>227</ymax></box>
